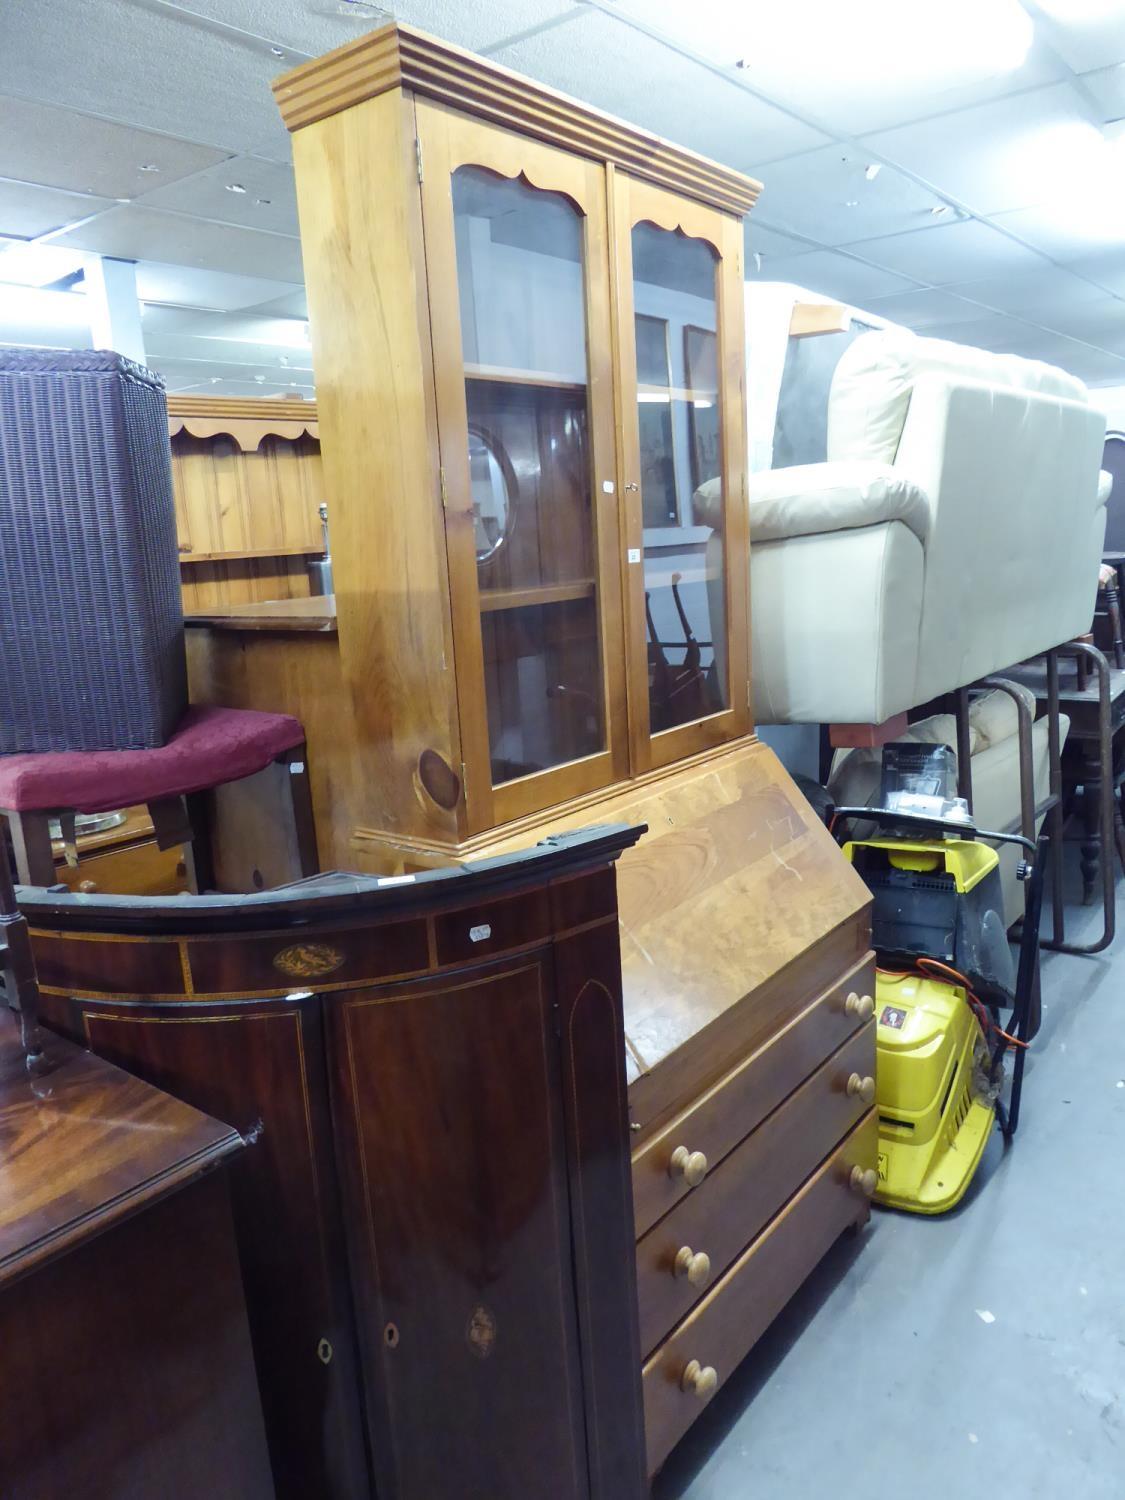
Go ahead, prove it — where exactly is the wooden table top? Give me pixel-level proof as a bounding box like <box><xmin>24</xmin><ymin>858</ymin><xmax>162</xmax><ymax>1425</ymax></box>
<box><xmin>0</xmin><ymin>1012</ymin><xmax>242</xmax><ymax>1285</ymax></box>
<box><xmin>185</xmin><ymin>593</ymin><xmax>338</xmax><ymax>633</ymax></box>
<box><xmin>1003</xmin><ymin>657</ymin><xmax>1125</xmax><ymax>737</ymax></box>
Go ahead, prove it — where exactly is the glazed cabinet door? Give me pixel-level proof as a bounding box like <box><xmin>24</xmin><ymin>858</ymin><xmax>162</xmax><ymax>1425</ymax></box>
<box><xmin>326</xmin><ymin>952</ymin><xmax>592</xmax><ymax>1499</ymax></box>
<box><xmin>417</xmin><ymin>102</ymin><xmax>627</xmax><ymax>830</ymax></box>
<box><xmin>611</xmin><ymin>171</ymin><xmax>749</xmax><ymax>771</ymax></box>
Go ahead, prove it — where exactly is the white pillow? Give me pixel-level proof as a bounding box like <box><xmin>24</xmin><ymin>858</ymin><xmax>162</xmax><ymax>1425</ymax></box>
<box><xmin>969</xmin><ymin>683</ymin><xmax>1037</xmax><ymax>750</ymax></box>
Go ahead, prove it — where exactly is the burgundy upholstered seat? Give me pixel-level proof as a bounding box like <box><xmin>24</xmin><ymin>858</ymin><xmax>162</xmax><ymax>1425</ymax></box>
<box><xmin>0</xmin><ymin>705</ymin><xmax>304</xmax><ymax>814</ymax></box>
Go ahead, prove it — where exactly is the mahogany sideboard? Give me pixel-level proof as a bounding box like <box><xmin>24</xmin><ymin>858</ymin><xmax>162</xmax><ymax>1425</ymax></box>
<box><xmin>21</xmin><ymin>823</ymin><xmax>649</xmax><ymax>1500</ymax></box>
<box><xmin>0</xmin><ymin>1010</ymin><xmax>274</xmax><ymax>1499</ymax></box>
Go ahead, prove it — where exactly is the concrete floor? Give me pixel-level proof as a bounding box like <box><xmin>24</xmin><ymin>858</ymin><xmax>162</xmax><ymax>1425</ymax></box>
<box><xmin>655</xmin><ymin>860</ymin><xmax>1125</xmax><ymax>1500</ymax></box>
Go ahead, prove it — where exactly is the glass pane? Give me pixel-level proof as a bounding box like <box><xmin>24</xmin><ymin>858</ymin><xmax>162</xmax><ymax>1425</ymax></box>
<box><xmin>453</xmin><ymin>166</ymin><xmax>605</xmax><ymax>786</ymax></box>
<box><xmin>631</xmin><ymin>221</ymin><xmax>727</xmax><ymax>734</ymax></box>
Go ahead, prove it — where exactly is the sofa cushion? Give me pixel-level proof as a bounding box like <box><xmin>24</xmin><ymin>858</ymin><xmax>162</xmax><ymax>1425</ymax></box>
<box><xmin>969</xmin><ymin>683</ymin><xmax>1037</xmax><ymax>751</ymax></box>
<box><xmin>693</xmin><ymin>459</ymin><xmax>930</xmax><ymax>544</ymax></box>
<box><xmin>828</xmin><ymin>328</ymin><xmax>1089</xmax><ymax>466</ymax></box>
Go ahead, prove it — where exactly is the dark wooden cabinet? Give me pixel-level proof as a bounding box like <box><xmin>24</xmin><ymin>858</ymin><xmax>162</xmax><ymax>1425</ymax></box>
<box><xmin>26</xmin><ymin>825</ymin><xmax>647</xmax><ymax>1500</ymax></box>
<box><xmin>0</xmin><ymin>1015</ymin><xmax>274</xmax><ymax>1500</ymax></box>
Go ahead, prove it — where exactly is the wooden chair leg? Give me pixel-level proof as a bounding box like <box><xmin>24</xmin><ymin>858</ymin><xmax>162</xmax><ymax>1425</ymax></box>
<box><xmin>281</xmin><ymin>745</ymin><xmax>319</xmax><ymax>877</ymax></box>
<box><xmin>1104</xmin><ymin>580</ymin><xmax>1125</xmax><ymax>670</ymax></box>
<box><xmin>4</xmin><ymin>811</ymin><xmax>58</xmax><ymax>887</ymax></box>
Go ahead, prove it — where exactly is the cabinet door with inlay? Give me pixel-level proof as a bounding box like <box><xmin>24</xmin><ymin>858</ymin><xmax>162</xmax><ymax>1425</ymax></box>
<box><xmin>70</xmin><ymin>993</ymin><xmax>369</xmax><ymax>1500</ymax></box>
<box><xmin>327</xmin><ymin>951</ymin><xmax>591</xmax><ymax>1500</ymax></box>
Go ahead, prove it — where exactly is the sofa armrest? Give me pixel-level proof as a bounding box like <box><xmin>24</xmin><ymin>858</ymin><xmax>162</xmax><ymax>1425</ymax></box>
<box><xmin>693</xmin><ymin>460</ymin><xmax>931</xmax><ymax>543</ymax></box>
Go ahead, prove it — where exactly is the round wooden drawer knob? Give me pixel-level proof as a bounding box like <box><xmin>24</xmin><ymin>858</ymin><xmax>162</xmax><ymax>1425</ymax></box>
<box><xmin>844</xmin><ymin>991</ymin><xmax>875</xmax><ymax>1021</ymax></box>
<box><xmin>668</xmin><ymin>1145</ymin><xmax>708</xmax><ymax>1187</ymax></box>
<box><xmin>846</xmin><ymin>1072</ymin><xmax>876</xmax><ymax>1106</ymax></box>
<box><xmin>850</xmin><ymin>1165</ymin><xmax>878</xmax><ymax>1199</ymax></box>
<box><xmin>680</xmin><ymin>1359</ymin><xmax>718</xmax><ymax>1399</ymax></box>
<box><xmin>76</xmin><ymin>879</ymin><xmax>98</xmax><ymax>894</ymax></box>
<box><xmin>673</xmin><ymin>1246</ymin><xmax>712</xmax><ymax>1286</ymax></box>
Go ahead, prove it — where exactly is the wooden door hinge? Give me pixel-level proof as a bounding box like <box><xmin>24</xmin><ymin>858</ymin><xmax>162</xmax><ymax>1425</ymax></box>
<box><xmin>439</xmin><ymin>466</ymin><xmax>449</xmax><ymax>509</ymax></box>
<box><xmin>415</xmin><ymin>137</ymin><xmax>423</xmax><ymax>183</ymax></box>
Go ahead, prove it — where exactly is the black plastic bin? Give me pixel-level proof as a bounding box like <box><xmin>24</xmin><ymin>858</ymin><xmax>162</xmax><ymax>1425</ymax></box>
<box><xmin>0</xmin><ymin>348</ymin><xmax>187</xmax><ymax>752</ymax></box>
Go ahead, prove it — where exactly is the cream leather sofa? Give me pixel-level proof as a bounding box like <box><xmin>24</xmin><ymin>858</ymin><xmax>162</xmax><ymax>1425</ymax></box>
<box><xmin>697</xmin><ymin>326</ymin><xmax>1109</xmax><ymax>726</ymax></box>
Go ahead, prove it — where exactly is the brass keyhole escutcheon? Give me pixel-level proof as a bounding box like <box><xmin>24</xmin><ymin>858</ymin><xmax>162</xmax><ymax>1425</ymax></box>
<box><xmin>317</xmin><ymin>1337</ymin><xmax>333</xmax><ymax>1365</ymax></box>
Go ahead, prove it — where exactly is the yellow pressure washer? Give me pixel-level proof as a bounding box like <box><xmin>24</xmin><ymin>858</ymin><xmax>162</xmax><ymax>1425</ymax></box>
<box><xmin>830</xmin><ymin>746</ymin><xmax>1047</xmax><ymax>1215</ymax></box>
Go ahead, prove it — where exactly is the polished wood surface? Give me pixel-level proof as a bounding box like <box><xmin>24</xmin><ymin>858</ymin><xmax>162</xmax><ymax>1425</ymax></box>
<box><xmin>0</xmin><ymin>1171</ymin><xmax>276</xmax><ymax>1500</ymax></box>
<box><xmin>610</xmin><ymin>171</ymin><xmax>750</xmax><ymax>774</ymax></box>
<box><xmin>330</xmin><ymin>954</ymin><xmax>589</xmax><ymax>1497</ymax></box>
<box><xmin>273</xmin><ymin>23</ymin><xmax>762</xmax><ymax>215</ymax></box>
<box><xmin>25</xmin><ymin>825</ymin><xmax>646</xmax><ymax>1500</ymax></box>
<box><xmin>36</xmin><ymin>805</ymin><xmax>190</xmax><ymax>898</ymax></box>
<box><xmin>635</xmin><ymin>1022</ymin><xmax>876</xmax><ymax>1356</ymax></box>
<box><xmin>186</xmin><ymin>594</ymin><xmax>337</xmax><ymax>632</ymax></box>
<box><xmin>632</xmin><ymin>953</ymin><xmax>876</xmax><ymax>1237</ymax></box>
<box><xmin>0</xmin><ymin>1013</ymin><xmax>240</xmax><ymax>1282</ymax></box>
<box><xmin>169</xmin><ymin>396</ymin><xmax>324</xmax><ymax>612</ymax></box>
<box><xmin>167</xmin><ymin>395</ymin><xmax>319</xmax><ymax>448</ymax></box>
<box><xmin>290</xmin><ymin>84</ymin><xmax>465</xmax><ymax>853</ymax></box>
<box><xmin>0</xmin><ymin>1011</ymin><xmax>274</xmax><ymax>1499</ymax></box>
<box><xmin>642</xmin><ymin>1111</ymin><xmax>877</xmax><ymax>1474</ymax></box>
<box><xmin>479</xmin><ymin>739</ymin><xmax>871</xmax><ymax>1127</ymax></box>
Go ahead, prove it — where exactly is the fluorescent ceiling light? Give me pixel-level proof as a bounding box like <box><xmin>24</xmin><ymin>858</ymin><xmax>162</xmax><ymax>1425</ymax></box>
<box><xmin>0</xmin><ymin>242</ymin><xmax>90</xmax><ymax>289</ymax></box>
<box><xmin>0</xmin><ymin>284</ymin><xmax>88</xmax><ymax>330</ymax></box>
<box><xmin>630</xmin><ymin>0</ymin><xmax>1033</xmax><ymax>80</ymax></box>
<box><xmin>1027</xmin><ymin>118</ymin><xmax>1125</xmax><ymax>241</ymax></box>
<box><xmin>1036</xmin><ymin>0</ymin><xmax>1125</xmax><ymax>19</ymax></box>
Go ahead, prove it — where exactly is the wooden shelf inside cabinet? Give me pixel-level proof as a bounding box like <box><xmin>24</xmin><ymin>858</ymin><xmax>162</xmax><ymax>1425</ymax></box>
<box><xmin>478</xmin><ymin>579</ymin><xmax>595</xmax><ymax>612</ymax></box>
<box><xmin>179</xmin><ymin>544</ymin><xmax>324</xmax><ymax>564</ymax></box>
<box><xmin>465</xmin><ymin>364</ymin><xmax>587</xmax><ymax>392</ymax></box>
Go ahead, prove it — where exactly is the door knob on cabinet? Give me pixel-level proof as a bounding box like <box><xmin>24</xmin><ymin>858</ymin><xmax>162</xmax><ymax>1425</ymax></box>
<box><xmin>668</xmin><ymin>1145</ymin><xmax>708</xmax><ymax>1187</ymax></box>
<box><xmin>844</xmin><ymin>991</ymin><xmax>875</xmax><ymax>1021</ymax></box>
<box><xmin>850</xmin><ymin>1165</ymin><xmax>878</xmax><ymax>1199</ymax></box>
<box><xmin>673</xmin><ymin>1246</ymin><xmax>712</xmax><ymax>1286</ymax></box>
<box><xmin>680</xmin><ymin>1359</ymin><xmax>718</xmax><ymax>1399</ymax></box>
<box><xmin>846</xmin><ymin>1072</ymin><xmax>876</xmax><ymax>1105</ymax></box>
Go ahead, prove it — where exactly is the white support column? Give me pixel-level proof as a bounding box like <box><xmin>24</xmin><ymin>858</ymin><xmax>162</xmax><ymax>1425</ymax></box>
<box><xmin>85</xmin><ymin>256</ymin><xmax>146</xmax><ymax>364</ymax></box>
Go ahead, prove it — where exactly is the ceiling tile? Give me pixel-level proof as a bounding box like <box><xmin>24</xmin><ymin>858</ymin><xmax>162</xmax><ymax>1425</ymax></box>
<box><xmin>990</xmin><ymin>201</ymin><xmax>1125</xmax><ymax>265</ymax></box>
<box><xmin>134</xmin><ymin>261</ymin><xmax>300</xmax><ymax>312</ymax></box>
<box><xmin>748</xmin><ymin>248</ymin><xmax>921</xmax><ymax>303</ymax></box>
<box><xmin>490</xmin><ymin>10</ymin><xmax>828</xmax><ymax>173</ymax></box>
<box><xmin>135</xmin><ymin>155</ymin><xmax>298</xmax><ymax>237</ymax></box>
<box><xmin>862</xmin><ymin>83</ymin><xmax>1099</xmax><ymax>216</ymax></box>
<box><xmin>177</xmin><ymin>0</ymin><xmax>587</xmax><ymax>58</ymax></box>
<box><xmin>1034</xmin><ymin>7</ymin><xmax>1125</xmax><ymax>73</ymax></box>
<box><xmin>943</xmin><ymin>266</ymin><xmax>1110</xmax><ymax>317</ymax></box>
<box><xmin>850</xmin><ymin>219</ymin><xmax>1048</xmax><ymax>286</ymax></box>
<box><xmin>745</xmin><ymin>219</ymin><xmax>817</xmax><ymax>264</ymax></box>
<box><xmin>1080</xmin><ymin>60</ymin><xmax>1125</xmax><ymax>120</ymax></box>
<box><xmin>0</xmin><ymin>0</ymin><xmax>293</xmax><ymax>158</ymax></box>
<box><xmin>0</xmin><ymin>96</ymin><xmax>229</xmax><ymax>200</ymax></box>
<box><xmin>245</xmin><ymin>288</ymin><xmax>309</xmax><ymax>319</ymax></box>
<box><xmin>0</xmin><ymin>180</ymin><xmax>110</xmax><ymax>239</ymax></box>
<box><xmin>1031</xmin><ymin>296</ymin><xmax>1125</xmax><ymax>345</ymax></box>
<box><xmin>863</xmin><ymin>288</ymin><xmax>987</xmax><ymax>330</ymax></box>
<box><xmin>607</xmin><ymin>0</ymin><xmax>1064</xmax><ymax>134</ymax></box>
<box><xmin>921</xmin><ymin>312</ymin><xmax>1045</xmax><ymax>354</ymax></box>
<box><xmin>54</xmin><ymin>206</ymin><xmax>304</xmax><ymax>282</ymax></box>
<box><xmin>749</xmin><ymin>146</ymin><xmax>949</xmax><ymax>246</ymax></box>
<box><xmin>400</xmin><ymin>0</ymin><xmax>587</xmax><ymax>52</ymax></box>
<box><xmin>1068</xmin><ymin>250</ymin><xmax>1125</xmax><ymax>299</ymax></box>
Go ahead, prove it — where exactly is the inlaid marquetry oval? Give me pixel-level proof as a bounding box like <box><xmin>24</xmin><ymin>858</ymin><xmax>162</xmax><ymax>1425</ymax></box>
<box><xmin>466</xmin><ymin>1304</ymin><xmax>497</xmax><ymax>1360</ymax></box>
<box><xmin>272</xmin><ymin>942</ymin><xmax>346</xmax><ymax>980</ymax></box>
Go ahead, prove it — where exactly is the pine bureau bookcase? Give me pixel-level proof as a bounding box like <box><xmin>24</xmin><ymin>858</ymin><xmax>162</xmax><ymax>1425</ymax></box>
<box><xmin>192</xmin><ymin>22</ymin><xmax>878</xmax><ymax>1480</ymax></box>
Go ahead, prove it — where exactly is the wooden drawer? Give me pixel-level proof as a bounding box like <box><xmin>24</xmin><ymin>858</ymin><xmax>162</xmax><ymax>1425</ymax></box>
<box><xmin>636</xmin><ymin>1021</ymin><xmax>875</xmax><ymax>1357</ymax></box>
<box><xmin>632</xmin><ymin>953</ymin><xmax>875</xmax><ymax>1238</ymax></box>
<box><xmin>643</xmin><ymin>1110</ymin><xmax>877</xmax><ymax>1476</ymax></box>
<box><xmin>53</xmin><ymin>838</ymin><xmax>190</xmax><ymax>897</ymax></box>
